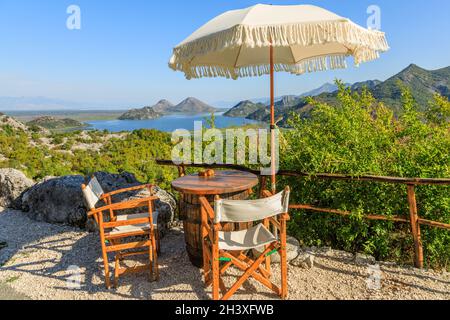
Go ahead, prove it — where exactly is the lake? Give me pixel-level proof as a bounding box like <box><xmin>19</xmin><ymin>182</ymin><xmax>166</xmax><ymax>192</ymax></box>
<box><xmin>87</xmin><ymin>113</ymin><xmax>260</xmax><ymax>133</ymax></box>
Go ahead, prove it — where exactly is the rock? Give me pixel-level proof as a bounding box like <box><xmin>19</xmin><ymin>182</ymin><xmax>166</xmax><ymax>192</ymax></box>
<box><xmin>291</xmin><ymin>252</ymin><xmax>315</xmax><ymax>269</ymax></box>
<box><xmin>329</xmin><ymin>250</ymin><xmax>355</xmax><ymax>261</ymax></box>
<box><xmin>354</xmin><ymin>253</ymin><xmax>376</xmax><ymax>265</ymax></box>
<box><xmin>320</xmin><ymin>246</ymin><xmax>332</xmax><ymax>255</ymax></box>
<box><xmin>252</xmin><ymin>236</ymin><xmax>300</xmax><ymax>263</ymax></box>
<box><xmin>0</xmin><ymin>169</ymin><xmax>34</xmax><ymax>209</ymax></box>
<box><xmin>380</xmin><ymin>261</ymin><xmax>397</xmax><ymax>267</ymax></box>
<box><xmin>20</xmin><ymin>171</ymin><xmax>176</xmax><ymax>234</ymax></box>
<box><xmin>119</xmin><ymin>107</ymin><xmax>162</xmax><ymax>120</ymax></box>
<box><xmin>0</xmin><ymin>115</ymin><xmax>28</xmax><ymax>132</ymax></box>
<box><xmin>21</xmin><ymin>175</ymin><xmax>86</xmax><ymax>227</ymax></box>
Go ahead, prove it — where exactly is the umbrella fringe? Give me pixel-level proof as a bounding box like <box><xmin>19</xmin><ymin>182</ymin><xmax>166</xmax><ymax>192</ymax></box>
<box><xmin>170</xmin><ymin>20</ymin><xmax>389</xmax><ymax>76</ymax></box>
<box><xmin>170</xmin><ymin>54</ymin><xmax>350</xmax><ymax>80</ymax></box>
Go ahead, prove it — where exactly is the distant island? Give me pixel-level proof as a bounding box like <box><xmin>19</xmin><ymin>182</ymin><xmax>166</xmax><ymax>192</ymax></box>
<box><xmin>223</xmin><ymin>100</ymin><xmax>266</xmax><ymax>118</ymax></box>
<box><xmin>27</xmin><ymin>116</ymin><xmax>87</xmax><ymax>130</ymax></box>
<box><xmin>119</xmin><ymin>97</ymin><xmax>218</xmax><ymax>120</ymax></box>
<box><xmin>119</xmin><ymin>107</ymin><xmax>163</xmax><ymax>120</ymax></box>
<box><xmin>167</xmin><ymin>97</ymin><xmax>216</xmax><ymax>113</ymax></box>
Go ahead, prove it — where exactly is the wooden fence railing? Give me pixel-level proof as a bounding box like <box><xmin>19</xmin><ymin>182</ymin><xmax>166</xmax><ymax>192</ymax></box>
<box><xmin>156</xmin><ymin>159</ymin><xmax>450</xmax><ymax>268</ymax></box>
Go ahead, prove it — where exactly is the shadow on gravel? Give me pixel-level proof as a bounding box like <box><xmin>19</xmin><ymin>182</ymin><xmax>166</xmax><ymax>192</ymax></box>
<box><xmin>1</xmin><ymin>209</ymin><xmax>280</xmax><ymax>300</ymax></box>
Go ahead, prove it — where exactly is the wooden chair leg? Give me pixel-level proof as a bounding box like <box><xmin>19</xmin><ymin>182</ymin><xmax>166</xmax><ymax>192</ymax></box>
<box><xmin>152</xmin><ymin>232</ymin><xmax>159</xmax><ymax>281</ymax></box>
<box><xmin>97</xmin><ymin>213</ymin><xmax>112</xmax><ymax>289</ymax></box>
<box><xmin>148</xmin><ymin>242</ymin><xmax>154</xmax><ymax>280</ymax></box>
<box><xmin>202</xmin><ymin>242</ymin><xmax>210</xmax><ymax>282</ymax></box>
<box><xmin>114</xmin><ymin>255</ymin><xmax>120</xmax><ymax>289</ymax></box>
<box><xmin>154</xmin><ymin>249</ymin><xmax>159</xmax><ymax>281</ymax></box>
<box><xmin>265</xmin><ymin>250</ymin><xmax>271</xmax><ymax>279</ymax></box>
<box><xmin>212</xmin><ymin>246</ymin><xmax>220</xmax><ymax>300</ymax></box>
<box><xmin>280</xmin><ymin>253</ymin><xmax>287</xmax><ymax>299</ymax></box>
<box><xmin>102</xmin><ymin>249</ymin><xmax>111</xmax><ymax>289</ymax></box>
<box><xmin>280</xmin><ymin>220</ymin><xmax>288</xmax><ymax>299</ymax></box>
<box><xmin>263</xmin><ymin>219</ymin><xmax>272</xmax><ymax>278</ymax></box>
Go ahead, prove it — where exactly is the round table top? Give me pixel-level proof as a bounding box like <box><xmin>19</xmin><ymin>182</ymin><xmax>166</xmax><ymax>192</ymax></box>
<box><xmin>172</xmin><ymin>170</ymin><xmax>259</xmax><ymax>195</ymax></box>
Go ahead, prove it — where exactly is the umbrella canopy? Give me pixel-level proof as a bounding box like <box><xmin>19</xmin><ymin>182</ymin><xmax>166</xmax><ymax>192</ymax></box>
<box><xmin>169</xmin><ymin>4</ymin><xmax>389</xmax><ymax>79</ymax></box>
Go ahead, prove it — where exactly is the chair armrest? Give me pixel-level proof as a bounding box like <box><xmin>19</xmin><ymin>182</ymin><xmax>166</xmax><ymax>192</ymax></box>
<box><xmin>89</xmin><ymin>196</ymin><xmax>159</xmax><ymax>216</ymax></box>
<box><xmin>101</xmin><ymin>184</ymin><xmax>155</xmax><ymax>199</ymax></box>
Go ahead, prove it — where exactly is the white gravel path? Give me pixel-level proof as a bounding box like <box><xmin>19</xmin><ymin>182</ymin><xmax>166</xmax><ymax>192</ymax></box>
<box><xmin>0</xmin><ymin>208</ymin><xmax>449</xmax><ymax>300</ymax></box>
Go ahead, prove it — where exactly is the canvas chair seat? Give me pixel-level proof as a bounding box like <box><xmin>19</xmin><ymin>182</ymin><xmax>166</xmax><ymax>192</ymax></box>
<box><xmin>218</xmin><ymin>223</ymin><xmax>276</xmax><ymax>251</ymax></box>
<box><xmin>110</xmin><ymin>212</ymin><xmax>159</xmax><ymax>236</ymax></box>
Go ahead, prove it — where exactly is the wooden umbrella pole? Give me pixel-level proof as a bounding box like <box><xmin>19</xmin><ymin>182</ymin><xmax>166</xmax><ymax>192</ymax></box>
<box><xmin>270</xmin><ymin>44</ymin><xmax>276</xmax><ymax>194</ymax></box>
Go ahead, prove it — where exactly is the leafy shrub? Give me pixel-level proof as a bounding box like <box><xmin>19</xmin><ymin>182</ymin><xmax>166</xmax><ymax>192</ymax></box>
<box><xmin>281</xmin><ymin>81</ymin><xmax>450</xmax><ymax>269</ymax></box>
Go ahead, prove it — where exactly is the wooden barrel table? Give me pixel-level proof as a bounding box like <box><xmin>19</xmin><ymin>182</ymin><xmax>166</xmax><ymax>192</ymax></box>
<box><xmin>172</xmin><ymin>171</ymin><xmax>259</xmax><ymax>267</ymax></box>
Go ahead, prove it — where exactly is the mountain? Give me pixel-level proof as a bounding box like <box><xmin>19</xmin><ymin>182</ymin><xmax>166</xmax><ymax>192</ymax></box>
<box><xmin>169</xmin><ymin>97</ymin><xmax>217</xmax><ymax>113</ymax></box>
<box><xmin>225</xmin><ymin>84</ymin><xmax>357</xmax><ymax>120</ymax></box>
<box><xmin>217</xmin><ymin>83</ymin><xmax>342</xmax><ymax>110</ymax></box>
<box><xmin>119</xmin><ymin>107</ymin><xmax>162</xmax><ymax>120</ymax></box>
<box><xmin>274</xmin><ymin>95</ymin><xmax>303</xmax><ymax>109</ymax></box>
<box><xmin>244</xmin><ymin>64</ymin><xmax>450</xmax><ymax>126</ymax></box>
<box><xmin>223</xmin><ymin>82</ymin><xmax>352</xmax><ymax>119</ymax></box>
<box><xmin>27</xmin><ymin>116</ymin><xmax>87</xmax><ymax>130</ymax></box>
<box><xmin>0</xmin><ymin>96</ymin><xmax>85</xmax><ymax>111</ymax></box>
<box><xmin>224</xmin><ymin>100</ymin><xmax>266</xmax><ymax>118</ymax></box>
<box><xmin>300</xmin><ymin>83</ymin><xmax>340</xmax><ymax>98</ymax></box>
<box><xmin>370</xmin><ymin>64</ymin><xmax>450</xmax><ymax>112</ymax></box>
<box><xmin>151</xmin><ymin>99</ymin><xmax>175</xmax><ymax>113</ymax></box>
<box><xmin>0</xmin><ymin>96</ymin><xmax>131</xmax><ymax>111</ymax></box>
<box><xmin>351</xmin><ymin>80</ymin><xmax>382</xmax><ymax>91</ymax></box>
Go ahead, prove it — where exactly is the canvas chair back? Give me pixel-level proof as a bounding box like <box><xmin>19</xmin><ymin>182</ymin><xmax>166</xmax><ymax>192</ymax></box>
<box><xmin>214</xmin><ymin>189</ymin><xmax>290</xmax><ymax>224</ymax></box>
<box><xmin>82</xmin><ymin>176</ymin><xmax>105</xmax><ymax>210</ymax></box>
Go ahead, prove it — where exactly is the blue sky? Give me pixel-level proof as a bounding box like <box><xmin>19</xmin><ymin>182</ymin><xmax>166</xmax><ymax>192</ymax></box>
<box><xmin>0</xmin><ymin>0</ymin><xmax>449</xmax><ymax>109</ymax></box>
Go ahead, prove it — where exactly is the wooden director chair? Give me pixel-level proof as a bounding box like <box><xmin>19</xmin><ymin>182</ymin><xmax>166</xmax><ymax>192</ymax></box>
<box><xmin>82</xmin><ymin>176</ymin><xmax>160</xmax><ymax>289</ymax></box>
<box><xmin>199</xmin><ymin>187</ymin><xmax>290</xmax><ymax>300</ymax></box>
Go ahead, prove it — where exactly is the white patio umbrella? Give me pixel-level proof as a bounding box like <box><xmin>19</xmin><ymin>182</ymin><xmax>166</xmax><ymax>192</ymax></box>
<box><xmin>169</xmin><ymin>4</ymin><xmax>389</xmax><ymax>192</ymax></box>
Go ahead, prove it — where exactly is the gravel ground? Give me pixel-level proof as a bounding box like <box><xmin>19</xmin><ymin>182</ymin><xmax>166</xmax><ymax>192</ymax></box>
<box><xmin>0</xmin><ymin>208</ymin><xmax>449</xmax><ymax>300</ymax></box>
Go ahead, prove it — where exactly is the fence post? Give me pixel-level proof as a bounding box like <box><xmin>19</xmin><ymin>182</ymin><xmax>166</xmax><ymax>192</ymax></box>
<box><xmin>407</xmin><ymin>184</ymin><xmax>424</xmax><ymax>268</ymax></box>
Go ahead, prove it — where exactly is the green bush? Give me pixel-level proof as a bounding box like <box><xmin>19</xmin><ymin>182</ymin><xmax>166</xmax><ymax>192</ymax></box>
<box><xmin>282</xmin><ymin>81</ymin><xmax>450</xmax><ymax>269</ymax></box>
